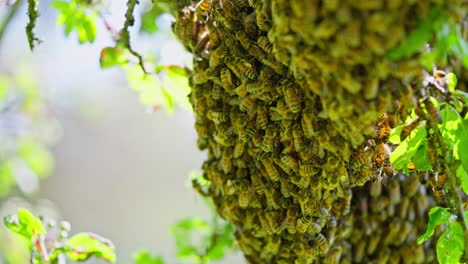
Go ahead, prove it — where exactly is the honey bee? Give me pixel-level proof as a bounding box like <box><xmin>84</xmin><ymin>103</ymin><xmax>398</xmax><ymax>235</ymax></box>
<box><xmin>256</xmin><ymin>9</ymin><xmax>271</xmax><ymax>31</ymax></box>
<box><xmin>207</xmin><ymin>110</ymin><xmax>229</xmax><ymax>124</ymax></box>
<box><xmin>264</xmin><ymin>211</ymin><xmax>282</xmax><ymax>234</ymax></box>
<box><xmin>301</xmin><ymin>114</ymin><xmax>315</xmax><ymax>138</ymax></box>
<box><xmin>324</xmin><ymin>246</ymin><xmax>342</xmax><ymax>264</ymax></box>
<box><xmin>407</xmin><ymin>160</ymin><xmax>416</xmax><ymax>174</ymax></box>
<box><xmin>279</xmin><ymin>177</ymin><xmax>292</xmax><ymax>197</ymax></box>
<box><xmin>261</xmin><ymin>125</ymin><xmax>277</xmax><ymax>152</ymax></box>
<box><xmin>432</xmin><ymin>187</ymin><xmax>449</xmax><ymax>206</ymax></box>
<box><xmin>292</xmin><ymin>126</ymin><xmax>305</xmax><ymax>152</ymax></box>
<box><xmin>264</xmin><ymin>184</ymin><xmax>281</xmax><ymax>209</ymax></box>
<box><xmin>291</xmin><ymin>175</ymin><xmax>311</xmax><ymax>189</ymax></box>
<box><xmin>388</xmin><ymin>179</ymin><xmax>401</xmax><ymax>205</ymax></box>
<box><xmin>252</xmin><ymin>130</ymin><xmax>263</xmax><ymax>147</ymax></box>
<box><xmin>192</xmin><ymin>68</ymin><xmax>213</xmax><ymax>84</ymax></box>
<box><xmin>233</xmin><ymin>140</ymin><xmax>245</xmax><ymax>158</ymax></box>
<box><xmin>256</xmin><ymin>106</ymin><xmax>269</xmax><ymax>130</ymax></box>
<box><xmin>299</xmin><ymin>164</ymin><xmax>318</xmax><ymax>177</ymax></box>
<box><xmin>262</xmin><ymin>159</ymin><xmax>280</xmax><ymax>182</ymax></box>
<box><xmin>240</xmin><ymin>95</ymin><xmax>256</xmax><ymax>113</ymax></box>
<box><xmin>250</xmin><ymin>171</ymin><xmax>265</xmax><ymax>194</ymax></box>
<box><xmin>314</xmin><ymin>232</ymin><xmax>329</xmax><ymax>252</ymax></box>
<box><xmin>235</xmin><ymin>30</ymin><xmax>253</xmax><ymax>50</ymax></box>
<box><xmin>219</xmin><ymin>153</ymin><xmax>233</xmax><ymax>173</ymax></box>
<box><xmin>246</xmin><ymin>81</ymin><xmax>268</xmax><ymax>95</ymax></box>
<box><xmin>209</xmin><ymin>44</ymin><xmax>227</xmax><ymax>68</ymax></box>
<box><xmin>322</xmin><ymin>190</ymin><xmax>335</xmax><ymax>210</ymax></box>
<box><xmin>257</xmin><ymin>36</ymin><xmax>272</xmax><ymax>53</ymax></box>
<box><xmin>235</xmin><ymin>57</ymin><xmax>258</xmax><ymax>79</ymax></box>
<box><xmin>234</xmin><ymin>82</ymin><xmax>248</xmax><ymax>97</ymax></box>
<box><xmin>220</xmin><ymin>67</ymin><xmax>235</xmax><ymax>91</ymax></box>
<box><xmin>194</xmin><ymin>0</ymin><xmax>212</xmax><ymax>17</ymax></box>
<box><xmin>261</xmin><ymin>235</ymin><xmax>281</xmax><ymax>259</ymax></box>
<box><xmin>366</xmin><ymin>233</ymin><xmax>381</xmax><ymax>255</ymax></box>
<box><xmin>296</xmin><ymin>215</ymin><xmax>312</xmax><ymax>233</ymax></box>
<box><xmin>238</xmin><ymin>181</ymin><xmax>253</xmax><ymax>208</ymax></box>
<box><xmin>400</xmin><ymin>117</ymin><xmax>421</xmax><ymax>141</ymax></box>
<box><xmin>243</xmin><ymin>11</ymin><xmax>258</xmax><ymax>37</ymax></box>
<box><xmin>369</xmin><ymin>181</ymin><xmax>382</xmax><ymax>197</ymax></box>
<box><xmin>373</xmin><ymin>143</ymin><xmax>391</xmax><ymax>166</ymax></box>
<box><xmin>283</xmin><ymin>83</ymin><xmax>302</xmax><ymax>113</ymax></box>
<box><xmin>213</xmin><ymin>126</ymin><xmax>236</xmax><ymax>146</ymax></box>
<box><xmin>280</xmin><ymin>154</ymin><xmax>299</xmax><ymax>173</ymax></box>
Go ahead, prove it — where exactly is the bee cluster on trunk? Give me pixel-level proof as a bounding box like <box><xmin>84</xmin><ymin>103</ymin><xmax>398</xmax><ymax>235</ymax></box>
<box><xmin>172</xmin><ymin>0</ymin><xmax>462</xmax><ymax>263</ymax></box>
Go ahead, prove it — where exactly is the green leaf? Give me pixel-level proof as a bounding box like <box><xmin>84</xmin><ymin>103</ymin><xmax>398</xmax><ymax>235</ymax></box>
<box><xmin>413</xmin><ymin>143</ymin><xmax>432</xmax><ymax>171</ymax></box>
<box><xmin>437</xmin><ymin>222</ymin><xmax>464</xmax><ymax>264</ymax></box>
<box><xmin>456</xmin><ymin>165</ymin><xmax>468</xmax><ymax>194</ymax></box>
<box><xmin>50</xmin><ymin>0</ymin><xmax>70</xmax><ymax>11</ymax></box>
<box><xmin>140</xmin><ymin>5</ymin><xmax>164</xmax><ymax>33</ymax></box>
<box><xmin>67</xmin><ymin>232</ymin><xmax>116</xmax><ymax>263</ymax></box>
<box><xmin>418</xmin><ymin>207</ymin><xmax>453</xmax><ymax>244</ymax></box>
<box><xmin>458</xmin><ymin>127</ymin><xmax>468</xmax><ymax>173</ymax></box>
<box><xmin>390</xmin><ymin>127</ymin><xmax>426</xmax><ymax>173</ymax></box>
<box><xmin>3</xmin><ymin>208</ymin><xmax>45</xmax><ymax>239</ymax></box>
<box><xmin>446</xmin><ymin>72</ymin><xmax>458</xmax><ymax>92</ymax></box>
<box><xmin>134</xmin><ymin>251</ymin><xmax>165</xmax><ymax>264</ymax></box>
<box><xmin>100</xmin><ymin>46</ymin><xmax>128</xmax><ymax>68</ymax></box>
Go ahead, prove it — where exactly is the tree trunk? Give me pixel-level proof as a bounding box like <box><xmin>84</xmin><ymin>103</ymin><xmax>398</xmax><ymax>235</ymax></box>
<box><xmin>171</xmin><ymin>1</ymin><xmax>465</xmax><ymax>263</ymax></box>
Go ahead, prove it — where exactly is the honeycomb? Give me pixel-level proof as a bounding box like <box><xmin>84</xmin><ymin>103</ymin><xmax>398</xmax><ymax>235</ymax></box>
<box><xmin>172</xmin><ymin>1</ymin><xmax>465</xmax><ymax>263</ymax></box>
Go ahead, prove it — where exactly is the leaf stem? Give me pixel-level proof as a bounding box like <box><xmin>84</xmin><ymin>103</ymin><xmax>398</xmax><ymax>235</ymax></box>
<box><xmin>0</xmin><ymin>0</ymin><xmax>23</xmax><ymax>47</ymax></box>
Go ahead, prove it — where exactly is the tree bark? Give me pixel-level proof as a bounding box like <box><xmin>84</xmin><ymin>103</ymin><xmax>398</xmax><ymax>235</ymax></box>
<box><xmin>172</xmin><ymin>1</ymin><xmax>466</xmax><ymax>263</ymax></box>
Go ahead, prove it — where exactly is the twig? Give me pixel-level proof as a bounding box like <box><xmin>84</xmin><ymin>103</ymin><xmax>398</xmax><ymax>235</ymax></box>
<box><xmin>26</xmin><ymin>0</ymin><xmax>42</xmax><ymax>50</ymax></box>
<box><xmin>120</xmin><ymin>0</ymin><xmax>148</xmax><ymax>74</ymax></box>
<box><xmin>0</xmin><ymin>0</ymin><xmax>23</xmax><ymax>46</ymax></box>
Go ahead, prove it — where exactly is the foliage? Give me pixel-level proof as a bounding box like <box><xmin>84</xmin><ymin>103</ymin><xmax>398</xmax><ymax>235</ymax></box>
<box><xmin>3</xmin><ymin>208</ymin><xmax>116</xmax><ymax>263</ymax></box>
<box><xmin>51</xmin><ymin>0</ymin><xmax>97</xmax><ymax>44</ymax></box>
<box><xmin>390</xmin><ymin>71</ymin><xmax>468</xmax><ymax>263</ymax></box>
<box><xmin>388</xmin><ymin>6</ymin><xmax>468</xmax><ymax>69</ymax></box>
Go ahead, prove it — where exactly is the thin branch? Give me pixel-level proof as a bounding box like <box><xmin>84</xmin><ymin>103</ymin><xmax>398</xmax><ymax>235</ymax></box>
<box><xmin>26</xmin><ymin>0</ymin><xmax>42</xmax><ymax>50</ymax></box>
<box><xmin>418</xmin><ymin>100</ymin><xmax>468</xmax><ymax>261</ymax></box>
<box><xmin>120</xmin><ymin>0</ymin><xmax>148</xmax><ymax>74</ymax></box>
<box><xmin>0</xmin><ymin>0</ymin><xmax>23</xmax><ymax>46</ymax></box>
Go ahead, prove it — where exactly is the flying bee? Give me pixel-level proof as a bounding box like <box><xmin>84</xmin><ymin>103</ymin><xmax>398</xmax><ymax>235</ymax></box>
<box><xmin>257</xmin><ymin>36</ymin><xmax>273</xmax><ymax>53</ymax></box>
<box><xmin>283</xmin><ymin>83</ymin><xmax>302</xmax><ymax>113</ymax></box>
<box><xmin>261</xmin><ymin>159</ymin><xmax>280</xmax><ymax>182</ymax></box>
<box><xmin>220</xmin><ymin>68</ymin><xmax>235</xmax><ymax>91</ymax></box>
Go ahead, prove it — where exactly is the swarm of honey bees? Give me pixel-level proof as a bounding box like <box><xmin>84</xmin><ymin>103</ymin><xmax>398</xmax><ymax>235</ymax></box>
<box><xmin>172</xmin><ymin>0</ymin><xmax>466</xmax><ymax>263</ymax></box>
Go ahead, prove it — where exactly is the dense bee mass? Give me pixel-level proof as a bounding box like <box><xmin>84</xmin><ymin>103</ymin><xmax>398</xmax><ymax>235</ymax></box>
<box><xmin>172</xmin><ymin>0</ymin><xmax>465</xmax><ymax>263</ymax></box>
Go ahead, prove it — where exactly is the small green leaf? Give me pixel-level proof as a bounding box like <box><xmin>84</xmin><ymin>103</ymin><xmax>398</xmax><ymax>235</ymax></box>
<box><xmin>446</xmin><ymin>72</ymin><xmax>458</xmax><ymax>92</ymax></box>
<box><xmin>390</xmin><ymin>127</ymin><xmax>426</xmax><ymax>172</ymax></box>
<box><xmin>456</xmin><ymin>165</ymin><xmax>468</xmax><ymax>194</ymax></box>
<box><xmin>413</xmin><ymin>143</ymin><xmax>432</xmax><ymax>171</ymax></box>
<box><xmin>100</xmin><ymin>46</ymin><xmax>128</xmax><ymax>68</ymax></box>
<box><xmin>140</xmin><ymin>5</ymin><xmax>164</xmax><ymax>33</ymax></box>
<box><xmin>67</xmin><ymin>232</ymin><xmax>116</xmax><ymax>263</ymax></box>
<box><xmin>437</xmin><ymin>222</ymin><xmax>464</xmax><ymax>264</ymax></box>
<box><xmin>3</xmin><ymin>208</ymin><xmax>45</xmax><ymax>239</ymax></box>
<box><xmin>134</xmin><ymin>250</ymin><xmax>165</xmax><ymax>264</ymax></box>
<box><xmin>418</xmin><ymin>207</ymin><xmax>453</xmax><ymax>244</ymax></box>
